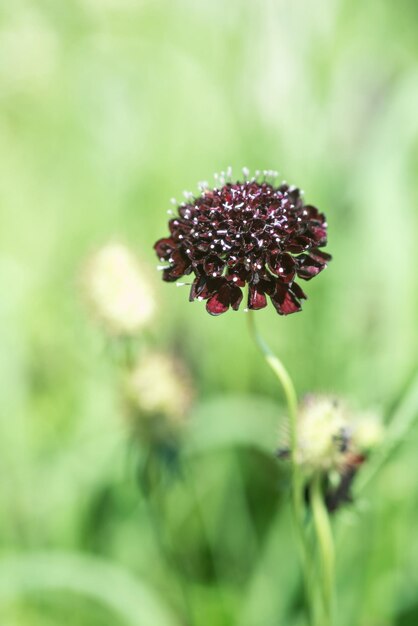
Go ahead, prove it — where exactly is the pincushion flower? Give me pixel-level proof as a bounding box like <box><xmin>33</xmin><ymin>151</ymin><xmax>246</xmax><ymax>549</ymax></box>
<box><xmin>154</xmin><ymin>169</ymin><xmax>331</xmax><ymax>315</ymax></box>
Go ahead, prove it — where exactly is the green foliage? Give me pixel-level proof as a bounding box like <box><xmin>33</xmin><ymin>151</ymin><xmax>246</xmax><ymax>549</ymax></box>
<box><xmin>0</xmin><ymin>0</ymin><xmax>418</xmax><ymax>624</ymax></box>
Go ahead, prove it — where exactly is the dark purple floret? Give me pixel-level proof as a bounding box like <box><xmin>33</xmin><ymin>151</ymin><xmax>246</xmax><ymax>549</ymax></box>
<box><xmin>154</xmin><ymin>172</ymin><xmax>331</xmax><ymax>316</ymax></box>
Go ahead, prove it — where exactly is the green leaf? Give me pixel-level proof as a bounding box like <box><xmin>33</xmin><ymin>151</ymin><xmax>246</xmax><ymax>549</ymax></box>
<box><xmin>0</xmin><ymin>552</ymin><xmax>179</xmax><ymax>626</ymax></box>
<box><xmin>184</xmin><ymin>394</ymin><xmax>281</xmax><ymax>456</ymax></box>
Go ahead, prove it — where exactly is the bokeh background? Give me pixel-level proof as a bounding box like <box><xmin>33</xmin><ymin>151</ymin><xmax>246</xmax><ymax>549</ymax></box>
<box><xmin>1</xmin><ymin>0</ymin><xmax>418</xmax><ymax>624</ymax></box>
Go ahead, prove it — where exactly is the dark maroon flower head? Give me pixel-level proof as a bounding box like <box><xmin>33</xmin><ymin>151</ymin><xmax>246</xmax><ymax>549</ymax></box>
<box><xmin>154</xmin><ymin>170</ymin><xmax>331</xmax><ymax>316</ymax></box>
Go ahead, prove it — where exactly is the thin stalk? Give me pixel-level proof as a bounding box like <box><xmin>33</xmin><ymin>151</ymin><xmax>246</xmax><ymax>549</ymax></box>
<box><xmin>246</xmin><ymin>310</ymin><xmax>316</xmax><ymax>625</ymax></box>
<box><xmin>310</xmin><ymin>474</ymin><xmax>335</xmax><ymax>626</ymax></box>
<box><xmin>246</xmin><ymin>311</ymin><xmax>299</xmax><ymax>497</ymax></box>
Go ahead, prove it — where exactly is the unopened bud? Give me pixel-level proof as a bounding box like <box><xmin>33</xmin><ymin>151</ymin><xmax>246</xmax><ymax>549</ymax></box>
<box><xmin>82</xmin><ymin>242</ymin><xmax>155</xmax><ymax>336</ymax></box>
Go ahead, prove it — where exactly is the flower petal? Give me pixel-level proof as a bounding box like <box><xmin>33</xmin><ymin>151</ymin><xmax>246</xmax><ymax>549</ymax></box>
<box><xmin>296</xmin><ymin>249</ymin><xmax>331</xmax><ymax>280</ymax></box>
<box><xmin>203</xmin><ymin>254</ymin><xmax>226</xmax><ymax>277</ymax></box>
<box><xmin>286</xmin><ymin>236</ymin><xmax>312</xmax><ymax>253</ymax></box>
<box><xmin>205</xmin><ymin>281</ymin><xmax>242</xmax><ymax>315</ymax></box>
<box><xmin>154</xmin><ymin>238</ymin><xmax>175</xmax><ymax>261</ymax></box>
<box><xmin>189</xmin><ymin>276</ymin><xmax>207</xmax><ymax>301</ymax></box>
<box><xmin>268</xmin><ymin>252</ymin><xmax>296</xmax><ymax>283</ymax></box>
<box><xmin>162</xmin><ymin>250</ymin><xmax>190</xmax><ymax>282</ymax></box>
<box><xmin>291</xmin><ymin>282</ymin><xmax>307</xmax><ymax>300</ymax></box>
<box><xmin>309</xmin><ymin>249</ymin><xmax>332</xmax><ymax>263</ymax></box>
<box><xmin>270</xmin><ymin>282</ymin><xmax>306</xmax><ymax>315</ymax></box>
<box><xmin>248</xmin><ymin>285</ymin><xmax>267</xmax><ymax>310</ymax></box>
<box><xmin>229</xmin><ymin>286</ymin><xmax>243</xmax><ymax>311</ymax></box>
<box><xmin>206</xmin><ymin>287</ymin><xmax>230</xmax><ymax>315</ymax></box>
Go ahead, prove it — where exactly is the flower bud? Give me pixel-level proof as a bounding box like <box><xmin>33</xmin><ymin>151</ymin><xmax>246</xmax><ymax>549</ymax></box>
<box><xmin>124</xmin><ymin>352</ymin><xmax>194</xmax><ymax>442</ymax></box>
<box><xmin>278</xmin><ymin>395</ymin><xmax>384</xmax><ymax>512</ymax></box>
<box><xmin>82</xmin><ymin>242</ymin><xmax>155</xmax><ymax>336</ymax></box>
<box><xmin>278</xmin><ymin>395</ymin><xmax>383</xmax><ymax>476</ymax></box>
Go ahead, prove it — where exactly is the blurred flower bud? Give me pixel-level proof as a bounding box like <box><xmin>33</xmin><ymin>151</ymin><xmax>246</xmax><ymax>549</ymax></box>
<box><xmin>124</xmin><ymin>352</ymin><xmax>194</xmax><ymax>442</ymax></box>
<box><xmin>83</xmin><ymin>242</ymin><xmax>155</xmax><ymax>336</ymax></box>
<box><xmin>278</xmin><ymin>395</ymin><xmax>351</xmax><ymax>474</ymax></box>
<box><xmin>277</xmin><ymin>395</ymin><xmax>384</xmax><ymax>512</ymax></box>
<box><xmin>278</xmin><ymin>395</ymin><xmax>384</xmax><ymax>474</ymax></box>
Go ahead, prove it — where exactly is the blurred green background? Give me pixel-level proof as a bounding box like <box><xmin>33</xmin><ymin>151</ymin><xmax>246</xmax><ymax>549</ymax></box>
<box><xmin>1</xmin><ymin>0</ymin><xmax>418</xmax><ymax>624</ymax></box>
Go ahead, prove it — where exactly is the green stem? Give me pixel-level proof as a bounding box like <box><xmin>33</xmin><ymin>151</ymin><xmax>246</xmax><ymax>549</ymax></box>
<box><xmin>246</xmin><ymin>311</ymin><xmax>299</xmax><ymax>495</ymax></box>
<box><xmin>246</xmin><ymin>310</ymin><xmax>316</xmax><ymax>625</ymax></box>
<box><xmin>310</xmin><ymin>474</ymin><xmax>335</xmax><ymax>626</ymax></box>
